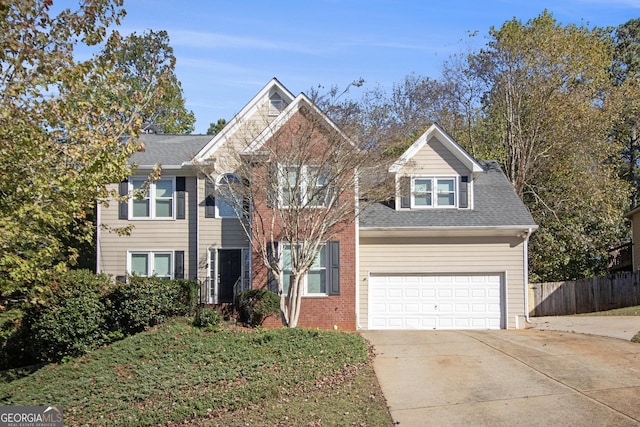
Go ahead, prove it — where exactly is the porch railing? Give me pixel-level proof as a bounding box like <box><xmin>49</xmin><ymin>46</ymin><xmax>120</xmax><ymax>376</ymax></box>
<box><xmin>608</xmin><ymin>241</ymin><xmax>632</xmax><ymax>273</ymax></box>
<box><xmin>197</xmin><ymin>277</ymin><xmax>244</xmax><ymax>306</ymax></box>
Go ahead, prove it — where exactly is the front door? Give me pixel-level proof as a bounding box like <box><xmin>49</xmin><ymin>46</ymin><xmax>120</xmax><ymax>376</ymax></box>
<box><xmin>218</xmin><ymin>249</ymin><xmax>242</xmax><ymax>304</ymax></box>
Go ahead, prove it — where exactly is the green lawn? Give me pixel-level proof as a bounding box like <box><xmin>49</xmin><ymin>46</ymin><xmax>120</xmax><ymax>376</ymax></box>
<box><xmin>582</xmin><ymin>305</ymin><xmax>640</xmax><ymax>316</ymax></box>
<box><xmin>0</xmin><ymin>319</ymin><xmax>393</xmax><ymax>426</ymax></box>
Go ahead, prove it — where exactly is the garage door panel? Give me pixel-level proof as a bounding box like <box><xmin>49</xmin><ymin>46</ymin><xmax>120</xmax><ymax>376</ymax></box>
<box><xmin>439</xmin><ymin>290</ymin><xmax>453</xmax><ymax>299</ymax></box>
<box><xmin>455</xmin><ymin>303</ymin><xmax>470</xmax><ymax>312</ymax></box>
<box><xmin>405</xmin><ymin>288</ymin><xmax>420</xmax><ymax>298</ymax></box>
<box><xmin>471</xmin><ymin>289</ymin><xmax>486</xmax><ymax>297</ymax></box>
<box><xmin>455</xmin><ymin>289</ymin><xmax>470</xmax><ymax>297</ymax></box>
<box><xmin>438</xmin><ymin>303</ymin><xmax>453</xmax><ymax>313</ymax></box>
<box><xmin>372</xmin><ymin>288</ymin><xmax>387</xmax><ymax>298</ymax></box>
<box><xmin>421</xmin><ymin>289</ymin><xmax>437</xmax><ymax>298</ymax></box>
<box><xmin>404</xmin><ymin>303</ymin><xmax>419</xmax><ymax>313</ymax></box>
<box><xmin>471</xmin><ymin>303</ymin><xmax>488</xmax><ymax>312</ymax></box>
<box><xmin>369</xmin><ymin>274</ymin><xmax>503</xmax><ymax>330</ymax></box>
<box><xmin>389</xmin><ymin>289</ymin><xmax>403</xmax><ymax>298</ymax></box>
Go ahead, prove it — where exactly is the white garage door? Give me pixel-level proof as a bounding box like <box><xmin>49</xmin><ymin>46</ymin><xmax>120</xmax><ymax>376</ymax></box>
<box><xmin>368</xmin><ymin>274</ymin><xmax>503</xmax><ymax>330</ymax></box>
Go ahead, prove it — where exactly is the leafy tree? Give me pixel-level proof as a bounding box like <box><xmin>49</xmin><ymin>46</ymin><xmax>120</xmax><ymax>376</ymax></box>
<box><xmin>207</xmin><ymin>118</ymin><xmax>227</xmax><ymax>135</ymax></box>
<box><xmin>105</xmin><ymin>29</ymin><xmax>195</xmax><ymax>134</ymax></box>
<box><xmin>0</xmin><ymin>0</ymin><xmax>162</xmax><ymax>295</ymax></box>
<box><xmin>346</xmin><ymin>11</ymin><xmax>629</xmax><ymax>281</ymax></box>
<box><xmin>468</xmin><ymin>11</ymin><xmax>627</xmax><ymax>281</ymax></box>
<box><xmin>612</xmin><ymin>18</ymin><xmax>640</xmax><ymax>209</ymax></box>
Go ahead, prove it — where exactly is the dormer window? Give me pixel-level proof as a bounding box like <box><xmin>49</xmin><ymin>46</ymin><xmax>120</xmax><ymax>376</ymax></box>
<box><xmin>414</xmin><ymin>177</ymin><xmax>455</xmax><ymax>208</ymax></box>
<box><xmin>269</xmin><ymin>93</ymin><xmax>285</xmax><ymax>116</ymax></box>
<box><xmin>400</xmin><ymin>176</ymin><xmax>468</xmax><ymax>209</ymax></box>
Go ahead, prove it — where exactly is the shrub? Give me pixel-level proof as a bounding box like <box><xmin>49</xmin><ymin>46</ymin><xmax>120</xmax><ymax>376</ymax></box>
<box><xmin>237</xmin><ymin>289</ymin><xmax>280</xmax><ymax>327</ymax></box>
<box><xmin>19</xmin><ymin>270</ymin><xmax>115</xmax><ymax>363</ymax></box>
<box><xmin>108</xmin><ymin>277</ymin><xmax>198</xmax><ymax>333</ymax></box>
<box><xmin>0</xmin><ymin>308</ymin><xmax>28</xmax><ymax>370</ymax></box>
<box><xmin>172</xmin><ymin>279</ymin><xmax>200</xmax><ymax>315</ymax></box>
<box><xmin>192</xmin><ymin>307</ymin><xmax>223</xmax><ymax>330</ymax></box>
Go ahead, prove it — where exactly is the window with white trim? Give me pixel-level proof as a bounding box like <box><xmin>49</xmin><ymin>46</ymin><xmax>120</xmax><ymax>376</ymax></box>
<box><xmin>128</xmin><ymin>251</ymin><xmax>173</xmax><ymax>279</ymax></box>
<box><xmin>269</xmin><ymin>93</ymin><xmax>285</xmax><ymax>116</ymax></box>
<box><xmin>279</xmin><ymin>165</ymin><xmax>329</xmax><ymax>208</ymax></box>
<box><xmin>216</xmin><ymin>173</ymin><xmax>242</xmax><ymax>218</ymax></box>
<box><xmin>282</xmin><ymin>244</ymin><xmax>327</xmax><ymax>295</ymax></box>
<box><xmin>412</xmin><ymin>177</ymin><xmax>456</xmax><ymax>208</ymax></box>
<box><xmin>130</xmin><ymin>177</ymin><xmax>175</xmax><ymax>219</ymax></box>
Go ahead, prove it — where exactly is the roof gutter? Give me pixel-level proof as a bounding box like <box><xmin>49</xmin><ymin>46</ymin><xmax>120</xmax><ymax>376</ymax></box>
<box><xmin>359</xmin><ymin>225</ymin><xmax>538</xmax><ymax>238</ymax></box>
<box><xmin>360</xmin><ymin>225</ymin><xmax>538</xmax><ymax>232</ymax></box>
<box><xmin>129</xmin><ymin>163</ymin><xmax>195</xmax><ymax>170</ymax></box>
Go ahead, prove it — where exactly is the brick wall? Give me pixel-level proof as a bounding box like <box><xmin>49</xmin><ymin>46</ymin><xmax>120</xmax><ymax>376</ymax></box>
<box><xmin>253</xmin><ymin>223</ymin><xmax>356</xmax><ymax>331</ymax></box>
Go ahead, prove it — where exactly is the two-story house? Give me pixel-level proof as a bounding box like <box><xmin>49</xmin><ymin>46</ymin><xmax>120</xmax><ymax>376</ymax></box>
<box><xmin>97</xmin><ymin>78</ymin><xmax>537</xmax><ymax>331</ymax></box>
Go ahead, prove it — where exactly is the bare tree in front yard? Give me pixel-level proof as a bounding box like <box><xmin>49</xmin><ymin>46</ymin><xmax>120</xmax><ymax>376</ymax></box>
<box><xmin>205</xmin><ymin>97</ymin><xmax>388</xmax><ymax>328</ymax></box>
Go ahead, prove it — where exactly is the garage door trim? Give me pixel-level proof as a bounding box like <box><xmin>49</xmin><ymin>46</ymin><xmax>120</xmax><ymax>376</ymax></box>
<box><xmin>368</xmin><ymin>272</ymin><xmax>505</xmax><ymax>330</ymax></box>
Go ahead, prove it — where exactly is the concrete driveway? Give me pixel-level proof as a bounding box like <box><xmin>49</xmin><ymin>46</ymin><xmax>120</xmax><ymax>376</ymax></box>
<box><xmin>361</xmin><ymin>329</ymin><xmax>640</xmax><ymax>426</ymax></box>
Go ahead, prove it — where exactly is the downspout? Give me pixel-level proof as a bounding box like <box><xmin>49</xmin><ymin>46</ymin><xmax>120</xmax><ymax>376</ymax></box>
<box><xmin>95</xmin><ymin>201</ymin><xmax>101</xmax><ymax>274</ymax></box>
<box><xmin>354</xmin><ymin>168</ymin><xmax>361</xmax><ymax>329</ymax></box>
<box><xmin>523</xmin><ymin>228</ymin><xmax>533</xmax><ymax>323</ymax></box>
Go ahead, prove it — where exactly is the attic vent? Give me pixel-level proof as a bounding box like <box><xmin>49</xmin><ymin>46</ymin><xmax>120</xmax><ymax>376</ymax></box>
<box><xmin>269</xmin><ymin>93</ymin><xmax>284</xmax><ymax>116</ymax></box>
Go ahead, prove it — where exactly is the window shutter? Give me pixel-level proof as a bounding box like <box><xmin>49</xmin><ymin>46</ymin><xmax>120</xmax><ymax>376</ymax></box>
<box><xmin>267</xmin><ymin>242</ymin><xmax>279</xmax><ymax>293</ymax></box>
<box><xmin>118</xmin><ymin>179</ymin><xmax>129</xmax><ymax>219</ymax></box>
<box><xmin>327</xmin><ymin>241</ymin><xmax>340</xmax><ymax>296</ymax></box>
<box><xmin>209</xmin><ymin>249</ymin><xmax>216</xmax><ymax>296</ymax></box>
<box><xmin>459</xmin><ymin>176</ymin><xmax>469</xmax><ymax>209</ymax></box>
<box><xmin>176</xmin><ymin>177</ymin><xmax>186</xmax><ymax>219</ymax></box>
<box><xmin>205</xmin><ymin>177</ymin><xmax>215</xmax><ymax>218</ymax></box>
<box><xmin>266</xmin><ymin>163</ymin><xmax>278</xmax><ymax>208</ymax></box>
<box><xmin>174</xmin><ymin>251</ymin><xmax>185</xmax><ymax>279</ymax></box>
<box><xmin>400</xmin><ymin>176</ymin><xmax>411</xmax><ymax>209</ymax></box>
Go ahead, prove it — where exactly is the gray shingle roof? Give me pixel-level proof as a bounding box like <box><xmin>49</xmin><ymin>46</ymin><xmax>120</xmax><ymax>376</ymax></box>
<box><xmin>360</xmin><ymin>161</ymin><xmax>537</xmax><ymax>229</ymax></box>
<box><xmin>128</xmin><ymin>134</ymin><xmax>213</xmax><ymax>166</ymax></box>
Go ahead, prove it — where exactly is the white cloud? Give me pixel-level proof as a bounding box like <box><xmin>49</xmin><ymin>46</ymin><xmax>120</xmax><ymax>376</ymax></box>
<box><xmin>168</xmin><ymin>30</ymin><xmax>317</xmax><ymax>54</ymax></box>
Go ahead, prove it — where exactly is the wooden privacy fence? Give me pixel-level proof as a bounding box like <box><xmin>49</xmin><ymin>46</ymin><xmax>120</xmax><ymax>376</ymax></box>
<box><xmin>529</xmin><ymin>271</ymin><xmax>640</xmax><ymax>317</ymax></box>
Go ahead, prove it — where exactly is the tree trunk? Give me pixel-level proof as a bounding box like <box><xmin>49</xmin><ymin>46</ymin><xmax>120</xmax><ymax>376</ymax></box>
<box><xmin>282</xmin><ymin>273</ymin><xmax>305</xmax><ymax>328</ymax></box>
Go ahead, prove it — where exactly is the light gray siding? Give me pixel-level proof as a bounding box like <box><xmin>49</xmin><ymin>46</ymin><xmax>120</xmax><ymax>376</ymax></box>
<box><xmin>98</xmin><ymin>175</ymin><xmax>198</xmax><ymax>279</ymax></box>
<box><xmin>196</xmin><ymin>173</ymin><xmax>250</xmax><ymax>281</ymax></box>
<box><xmin>399</xmin><ymin>136</ymin><xmax>470</xmax><ymax>176</ymax></box>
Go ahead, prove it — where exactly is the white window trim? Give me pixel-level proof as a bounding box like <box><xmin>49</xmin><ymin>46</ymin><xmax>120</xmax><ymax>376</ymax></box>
<box><xmin>278</xmin><ymin>165</ymin><xmax>329</xmax><ymax>208</ymax></box>
<box><xmin>411</xmin><ymin>176</ymin><xmax>458</xmax><ymax>209</ymax></box>
<box><xmin>215</xmin><ymin>173</ymin><xmax>242</xmax><ymax>218</ymax></box>
<box><xmin>127</xmin><ymin>250</ymin><xmax>175</xmax><ymax>279</ymax></box>
<box><xmin>269</xmin><ymin>94</ymin><xmax>284</xmax><ymax>116</ymax></box>
<box><xmin>280</xmin><ymin>243</ymin><xmax>328</xmax><ymax>296</ymax></box>
<box><xmin>129</xmin><ymin>176</ymin><xmax>176</xmax><ymax>220</ymax></box>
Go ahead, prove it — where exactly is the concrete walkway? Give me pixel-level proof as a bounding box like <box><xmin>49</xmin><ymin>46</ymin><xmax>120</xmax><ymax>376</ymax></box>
<box><xmin>529</xmin><ymin>316</ymin><xmax>640</xmax><ymax>341</ymax></box>
<box><xmin>362</xmin><ymin>330</ymin><xmax>640</xmax><ymax>426</ymax></box>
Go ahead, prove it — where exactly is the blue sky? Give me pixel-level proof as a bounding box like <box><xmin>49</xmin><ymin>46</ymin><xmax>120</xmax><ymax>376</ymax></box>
<box><xmin>107</xmin><ymin>0</ymin><xmax>640</xmax><ymax>133</ymax></box>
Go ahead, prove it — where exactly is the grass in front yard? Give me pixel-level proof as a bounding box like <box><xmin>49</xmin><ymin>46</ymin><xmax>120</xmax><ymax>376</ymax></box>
<box><xmin>582</xmin><ymin>305</ymin><xmax>640</xmax><ymax>316</ymax></box>
<box><xmin>0</xmin><ymin>318</ymin><xmax>393</xmax><ymax>426</ymax></box>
